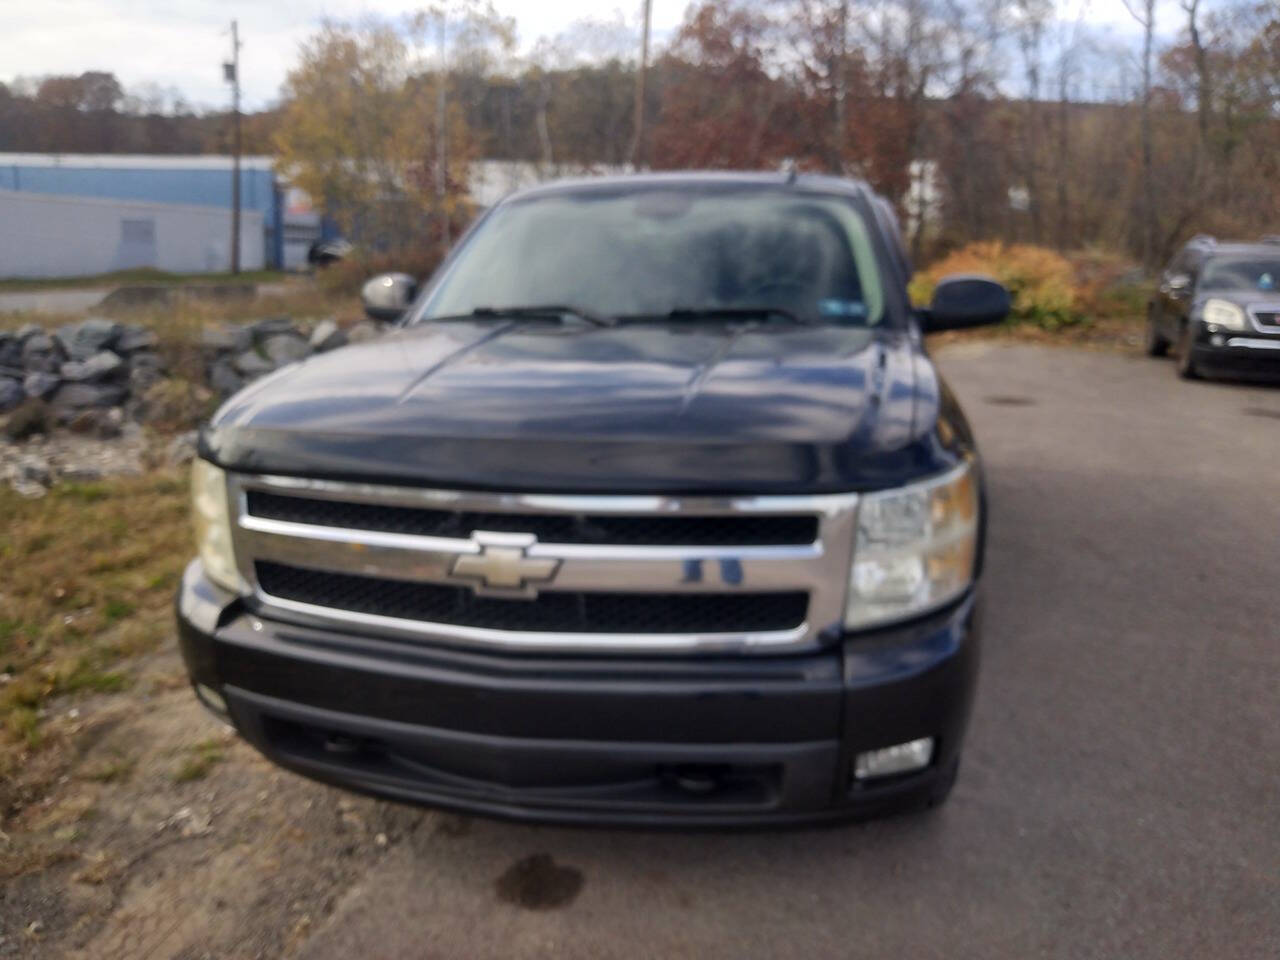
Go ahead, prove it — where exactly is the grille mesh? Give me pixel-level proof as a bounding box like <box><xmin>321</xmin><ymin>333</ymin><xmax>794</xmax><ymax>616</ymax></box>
<box><xmin>245</xmin><ymin>491</ymin><xmax>818</xmax><ymax>547</ymax></box>
<box><xmin>1254</xmin><ymin>310</ymin><xmax>1279</xmax><ymax>327</ymax></box>
<box><xmin>256</xmin><ymin>561</ymin><xmax>808</xmax><ymax>635</ymax></box>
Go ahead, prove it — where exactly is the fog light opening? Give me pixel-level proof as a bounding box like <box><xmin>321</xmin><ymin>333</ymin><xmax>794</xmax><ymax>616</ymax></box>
<box><xmin>854</xmin><ymin>737</ymin><xmax>935</xmax><ymax>782</ymax></box>
<box><xmin>194</xmin><ymin>682</ymin><xmax>229</xmax><ymax>719</ymax></box>
<box><xmin>1210</xmin><ymin>334</ymin><xmax>1226</xmax><ymax>347</ymax></box>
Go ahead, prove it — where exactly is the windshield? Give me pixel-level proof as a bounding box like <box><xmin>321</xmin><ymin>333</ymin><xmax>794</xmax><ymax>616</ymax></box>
<box><xmin>417</xmin><ymin>187</ymin><xmax>886</xmax><ymax>326</ymax></box>
<box><xmin>1200</xmin><ymin>256</ymin><xmax>1280</xmax><ymax>293</ymax></box>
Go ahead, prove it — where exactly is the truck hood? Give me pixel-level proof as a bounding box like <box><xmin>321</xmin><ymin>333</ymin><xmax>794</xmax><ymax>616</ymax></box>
<box><xmin>203</xmin><ymin>320</ymin><xmax>948</xmax><ymax>493</ymax></box>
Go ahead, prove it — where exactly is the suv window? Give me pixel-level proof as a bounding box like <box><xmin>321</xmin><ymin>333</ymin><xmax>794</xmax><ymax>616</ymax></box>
<box><xmin>420</xmin><ymin>188</ymin><xmax>887</xmax><ymax>326</ymax></box>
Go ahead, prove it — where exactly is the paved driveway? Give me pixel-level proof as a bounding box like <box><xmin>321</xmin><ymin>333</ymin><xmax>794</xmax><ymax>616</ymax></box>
<box><xmin>297</xmin><ymin>344</ymin><xmax>1280</xmax><ymax>960</ymax></box>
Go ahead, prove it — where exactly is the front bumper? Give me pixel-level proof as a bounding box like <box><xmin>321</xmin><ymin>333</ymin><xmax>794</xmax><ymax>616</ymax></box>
<box><xmin>1191</xmin><ymin>325</ymin><xmax>1280</xmax><ymax>379</ymax></box>
<box><xmin>177</xmin><ymin>560</ymin><xmax>981</xmax><ymax>827</ymax></box>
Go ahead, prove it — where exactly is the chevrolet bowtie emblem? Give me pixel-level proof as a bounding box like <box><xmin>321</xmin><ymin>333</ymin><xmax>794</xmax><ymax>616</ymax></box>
<box><xmin>450</xmin><ymin>531</ymin><xmax>561</xmax><ymax>598</ymax></box>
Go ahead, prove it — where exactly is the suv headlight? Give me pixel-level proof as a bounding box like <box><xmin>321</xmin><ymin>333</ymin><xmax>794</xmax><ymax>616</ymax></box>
<box><xmin>845</xmin><ymin>461</ymin><xmax>978</xmax><ymax>629</ymax></box>
<box><xmin>1202</xmin><ymin>299</ymin><xmax>1247</xmax><ymax>330</ymax></box>
<box><xmin>191</xmin><ymin>459</ymin><xmax>246</xmax><ymax>594</ymax></box>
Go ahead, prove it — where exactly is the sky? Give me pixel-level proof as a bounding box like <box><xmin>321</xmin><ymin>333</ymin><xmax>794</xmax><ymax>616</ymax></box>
<box><xmin>3</xmin><ymin>0</ymin><xmax>1186</xmax><ymax>112</ymax></box>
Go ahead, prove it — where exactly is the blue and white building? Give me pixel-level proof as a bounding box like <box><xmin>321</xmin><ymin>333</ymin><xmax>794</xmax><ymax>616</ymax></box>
<box><xmin>0</xmin><ymin>153</ymin><xmax>325</xmax><ymax>277</ymax></box>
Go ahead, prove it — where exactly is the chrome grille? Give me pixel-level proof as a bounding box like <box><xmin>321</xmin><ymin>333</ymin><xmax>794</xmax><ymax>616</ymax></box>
<box><xmin>244</xmin><ymin>490</ymin><xmax>820</xmax><ymax>546</ymax></box>
<box><xmin>228</xmin><ymin>474</ymin><xmax>859</xmax><ymax>654</ymax></box>
<box><xmin>255</xmin><ymin>562</ymin><xmax>809</xmax><ymax>634</ymax></box>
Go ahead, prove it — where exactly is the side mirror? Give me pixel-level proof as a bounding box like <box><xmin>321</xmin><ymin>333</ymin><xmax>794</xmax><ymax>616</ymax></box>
<box><xmin>360</xmin><ymin>272</ymin><xmax>418</xmax><ymax>323</ymax></box>
<box><xmin>922</xmin><ymin>274</ymin><xmax>1011</xmax><ymax>332</ymax></box>
<box><xmin>1166</xmin><ymin>273</ymin><xmax>1192</xmax><ymax>297</ymax></box>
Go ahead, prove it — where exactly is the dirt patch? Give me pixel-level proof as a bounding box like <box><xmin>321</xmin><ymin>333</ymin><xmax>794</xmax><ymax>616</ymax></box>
<box><xmin>494</xmin><ymin>853</ymin><xmax>584</xmax><ymax>911</ymax></box>
<box><xmin>0</xmin><ymin>645</ymin><xmax>429</xmax><ymax>959</ymax></box>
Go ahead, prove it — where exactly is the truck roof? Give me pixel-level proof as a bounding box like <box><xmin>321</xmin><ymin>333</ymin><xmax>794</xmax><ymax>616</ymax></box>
<box><xmin>503</xmin><ymin>170</ymin><xmax>874</xmax><ymax>203</ymax></box>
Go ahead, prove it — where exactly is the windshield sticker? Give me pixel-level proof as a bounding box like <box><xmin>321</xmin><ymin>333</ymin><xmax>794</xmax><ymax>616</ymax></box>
<box><xmin>1260</xmin><ymin>273</ymin><xmax>1275</xmax><ymax>291</ymax></box>
<box><xmin>819</xmin><ymin>299</ymin><xmax>868</xmax><ymax>318</ymax></box>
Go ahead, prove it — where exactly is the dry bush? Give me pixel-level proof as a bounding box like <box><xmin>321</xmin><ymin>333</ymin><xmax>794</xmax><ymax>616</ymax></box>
<box><xmin>910</xmin><ymin>242</ymin><xmax>1085</xmax><ymax>329</ymax></box>
<box><xmin>315</xmin><ymin>249</ymin><xmax>445</xmax><ymax>298</ymax></box>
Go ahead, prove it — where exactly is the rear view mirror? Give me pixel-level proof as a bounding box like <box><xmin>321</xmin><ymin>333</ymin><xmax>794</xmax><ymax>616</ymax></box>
<box><xmin>922</xmin><ymin>275</ymin><xmax>1011</xmax><ymax>332</ymax></box>
<box><xmin>361</xmin><ymin>272</ymin><xmax>418</xmax><ymax>323</ymax></box>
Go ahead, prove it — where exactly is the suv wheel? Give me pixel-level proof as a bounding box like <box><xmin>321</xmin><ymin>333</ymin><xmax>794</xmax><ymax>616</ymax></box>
<box><xmin>1145</xmin><ymin>309</ymin><xmax>1170</xmax><ymax>357</ymax></box>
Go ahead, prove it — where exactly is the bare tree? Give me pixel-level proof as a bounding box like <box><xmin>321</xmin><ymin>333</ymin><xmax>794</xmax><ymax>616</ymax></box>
<box><xmin>1013</xmin><ymin>0</ymin><xmax>1051</xmax><ymax>243</ymax></box>
<box><xmin>1122</xmin><ymin>0</ymin><xmax>1156</xmax><ymax>269</ymax></box>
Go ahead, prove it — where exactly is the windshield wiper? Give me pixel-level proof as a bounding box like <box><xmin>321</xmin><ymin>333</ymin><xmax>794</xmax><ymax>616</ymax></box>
<box><xmin>645</xmin><ymin>306</ymin><xmax>817</xmax><ymax>325</ymax></box>
<box><xmin>463</xmin><ymin>304</ymin><xmax>617</xmax><ymax>327</ymax></box>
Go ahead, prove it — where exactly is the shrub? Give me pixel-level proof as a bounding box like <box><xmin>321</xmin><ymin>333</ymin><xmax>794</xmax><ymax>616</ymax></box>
<box><xmin>133</xmin><ymin>378</ymin><xmax>215</xmax><ymax>432</ymax></box>
<box><xmin>910</xmin><ymin>242</ymin><xmax>1085</xmax><ymax>330</ymax></box>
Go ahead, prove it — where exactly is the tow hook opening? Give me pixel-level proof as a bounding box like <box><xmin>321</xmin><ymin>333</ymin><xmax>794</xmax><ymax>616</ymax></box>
<box><xmin>661</xmin><ymin>763</ymin><xmax>734</xmax><ymax>796</ymax></box>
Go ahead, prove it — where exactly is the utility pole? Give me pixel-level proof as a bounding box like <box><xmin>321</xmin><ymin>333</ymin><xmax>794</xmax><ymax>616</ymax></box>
<box><xmin>224</xmin><ymin>20</ymin><xmax>242</xmax><ymax>274</ymax></box>
<box><xmin>629</xmin><ymin>0</ymin><xmax>652</xmax><ymax>170</ymax></box>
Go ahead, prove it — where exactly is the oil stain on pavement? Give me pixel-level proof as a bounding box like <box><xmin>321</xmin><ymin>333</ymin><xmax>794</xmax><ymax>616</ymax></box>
<box><xmin>983</xmin><ymin>394</ymin><xmax>1037</xmax><ymax>406</ymax></box>
<box><xmin>495</xmin><ymin>854</ymin><xmax>584</xmax><ymax>910</ymax></box>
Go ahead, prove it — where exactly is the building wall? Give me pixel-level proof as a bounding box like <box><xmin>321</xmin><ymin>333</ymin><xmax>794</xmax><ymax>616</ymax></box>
<box><xmin>0</xmin><ymin>154</ymin><xmax>282</xmax><ymax>268</ymax></box>
<box><xmin>0</xmin><ymin>189</ymin><xmax>264</xmax><ymax>277</ymax></box>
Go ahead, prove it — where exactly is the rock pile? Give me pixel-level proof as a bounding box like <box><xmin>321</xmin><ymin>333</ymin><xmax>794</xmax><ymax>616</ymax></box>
<box><xmin>0</xmin><ymin>318</ymin><xmax>164</xmax><ymax>430</ymax></box>
<box><xmin>2</xmin><ymin>313</ymin><xmax>382</xmax><ymax>494</ymax></box>
<box><xmin>200</xmin><ymin>315</ymin><xmax>371</xmax><ymax>397</ymax></box>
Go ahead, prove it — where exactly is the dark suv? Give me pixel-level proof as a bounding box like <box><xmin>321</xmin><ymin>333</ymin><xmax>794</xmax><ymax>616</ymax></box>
<box><xmin>1146</xmin><ymin>236</ymin><xmax>1280</xmax><ymax>380</ymax></box>
<box><xmin>178</xmin><ymin>173</ymin><xmax>1010</xmax><ymax>826</ymax></box>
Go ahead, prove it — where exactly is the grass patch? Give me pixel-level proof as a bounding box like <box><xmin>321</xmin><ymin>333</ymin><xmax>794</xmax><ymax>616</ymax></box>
<box><xmin>82</xmin><ymin>754</ymin><xmax>136</xmax><ymax>784</ymax></box>
<box><xmin>0</xmin><ymin>471</ymin><xmax>191</xmax><ymax>763</ymax></box>
<box><xmin>172</xmin><ymin>738</ymin><xmax>226</xmax><ymax>782</ymax></box>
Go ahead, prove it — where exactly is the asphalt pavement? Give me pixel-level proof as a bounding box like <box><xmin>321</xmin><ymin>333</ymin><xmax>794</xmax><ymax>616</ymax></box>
<box><xmin>297</xmin><ymin>343</ymin><xmax>1280</xmax><ymax>960</ymax></box>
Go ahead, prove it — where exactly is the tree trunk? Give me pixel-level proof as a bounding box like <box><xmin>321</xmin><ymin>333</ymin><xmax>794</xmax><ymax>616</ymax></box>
<box><xmin>1139</xmin><ymin>4</ymin><xmax>1154</xmax><ymax>270</ymax></box>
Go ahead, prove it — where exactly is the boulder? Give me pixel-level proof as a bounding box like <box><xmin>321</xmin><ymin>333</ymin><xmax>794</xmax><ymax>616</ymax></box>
<box><xmin>0</xmin><ymin>334</ymin><xmax>21</xmax><ymax>371</ymax></box>
<box><xmin>0</xmin><ymin>376</ymin><xmax>25</xmax><ymax>412</ymax></box>
<box><xmin>3</xmin><ymin>398</ymin><xmax>52</xmax><ymax>441</ymax></box>
<box><xmin>231</xmin><ymin>323</ymin><xmax>256</xmax><ymax>354</ymax></box>
<box><xmin>233</xmin><ymin>348</ymin><xmax>275</xmax><ymax>376</ymax></box>
<box><xmin>22</xmin><ymin>333</ymin><xmax>60</xmax><ymax>373</ymax></box>
<box><xmin>23</xmin><ymin>371</ymin><xmax>60</xmax><ymax>399</ymax></box>
<box><xmin>15</xmin><ymin>323</ymin><xmax>44</xmax><ymax>342</ymax></box>
<box><xmin>50</xmin><ymin>382</ymin><xmax>128</xmax><ymax>412</ymax></box>
<box><xmin>309</xmin><ymin>318</ymin><xmax>347</xmax><ymax>352</ymax></box>
<box><xmin>55</xmin><ymin>318</ymin><xmax>122</xmax><ymax>361</ymax></box>
<box><xmin>262</xmin><ymin>333</ymin><xmax>311</xmax><ymax>368</ymax></box>
<box><xmin>60</xmin><ymin>350</ymin><xmax>125</xmax><ymax>382</ymax></box>
<box><xmin>209</xmin><ymin>360</ymin><xmax>244</xmax><ymax>397</ymax></box>
<box><xmin>115</xmin><ymin>325</ymin><xmax>158</xmax><ymax>352</ymax></box>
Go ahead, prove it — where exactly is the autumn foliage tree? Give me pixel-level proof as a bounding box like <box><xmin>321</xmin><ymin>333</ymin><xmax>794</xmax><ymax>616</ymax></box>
<box><xmin>650</xmin><ymin>2</ymin><xmax>802</xmax><ymax>170</ymax></box>
<box><xmin>275</xmin><ymin>7</ymin><xmax>511</xmax><ymax>252</ymax></box>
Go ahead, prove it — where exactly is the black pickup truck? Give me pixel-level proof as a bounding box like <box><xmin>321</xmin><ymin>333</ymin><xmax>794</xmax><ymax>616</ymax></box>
<box><xmin>178</xmin><ymin>173</ymin><xmax>1010</xmax><ymax>826</ymax></box>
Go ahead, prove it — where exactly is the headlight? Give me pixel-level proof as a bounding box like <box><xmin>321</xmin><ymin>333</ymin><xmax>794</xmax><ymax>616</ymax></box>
<box><xmin>1202</xmin><ymin>299</ymin><xmax>1247</xmax><ymax>330</ymax></box>
<box><xmin>191</xmin><ymin>459</ymin><xmax>246</xmax><ymax>594</ymax></box>
<box><xmin>845</xmin><ymin>461</ymin><xmax>978</xmax><ymax>629</ymax></box>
